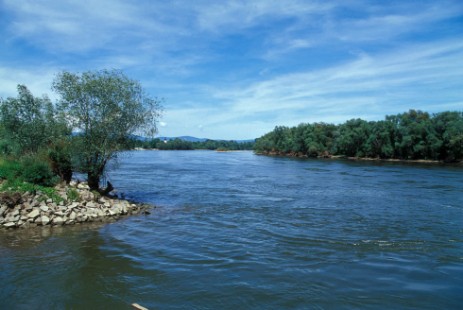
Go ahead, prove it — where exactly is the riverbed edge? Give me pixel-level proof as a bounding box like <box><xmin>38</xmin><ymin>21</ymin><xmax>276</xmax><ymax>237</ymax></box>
<box><xmin>255</xmin><ymin>151</ymin><xmax>462</xmax><ymax>165</ymax></box>
<box><xmin>0</xmin><ymin>180</ymin><xmax>153</xmax><ymax>230</ymax></box>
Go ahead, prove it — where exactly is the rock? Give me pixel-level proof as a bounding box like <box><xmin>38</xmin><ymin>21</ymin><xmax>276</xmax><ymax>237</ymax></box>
<box><xmin>54</xmin><ymin>211</ymin><xmax>64</xmax><ymax>217</ymax></box>
<box><xmin>77</xmin><ymin>183</ymin><xmax>89</xmax><ymax>190</ymax></box>
<box><xmin>69</xmin><ymin>211</ymin><xmax>76</xmax><ymax>220</ymax></box>
<box><xmin>23</xmin><ymin>202</ymin><xmax>33</xmax><ymax>212</ymax></box>
<box><xmin>86</xmin><ymin>201</ymin><xmax>96</xmax><ymax>208</ymax></box>
<box><xmin>40</xmin><ymin>205</ymin><xmax>49</xmax><ymax>212</ymax></box>
<box><xmin>12</xmin><ymin>208</ymin><xmax>20</xmax><ymax>217</ymax></box>
<box><xmin>46</xmin><ymin>198</ymin><xmax>53</xmax><ymax>203</ymax></box>
<box><xmin>104</xmin><ymin>202</ymin><xmax>111</xmax><ymax>208</ymax></box>
<box><xmin>71</xmin><ymin>202</ymin><xmax>80</xmax><ymax>209</ymax></box>
<box><xmin>0</xmin><ymin>205</ymin><xmax>7</xmax><ymax>216</ymax></box>
<box><xmin>4</xmin><ymin>222</ymin><xmax>16</xmax><ymax>228</ymax></box>
<box><xmin>27</xmin><ymin>209</ymin><xmax>40</xmax><ymax>219</ymax></box>
<box><xmin>0</xmin><ymin>192</ymin><xmax>22</xmax><ymax>207</ymax></box>
<box><xmin>53</xmin><ymin>217</ymin><xmax>65</xmax><ymax>225</ymax></box>
<box><xmin>41</xmin><ymin>215</ymin><xmax>50</xmax><ymax>225</ymax></box>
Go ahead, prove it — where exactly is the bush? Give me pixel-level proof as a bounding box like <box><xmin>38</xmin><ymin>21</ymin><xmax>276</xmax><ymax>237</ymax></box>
<box><xmin>20</xmin><ymin>157</ymin><xmax>58</xmax><ymax>187</ymax></box>
<box><xmin>0</xmin><ymin>159</ymin><xmax>22</xmax><ymax>181</ymax></box>
<box><xmin>48</xmin><ymin>142</ymin><xmax>73</xmax><ymax>183</ymax></box>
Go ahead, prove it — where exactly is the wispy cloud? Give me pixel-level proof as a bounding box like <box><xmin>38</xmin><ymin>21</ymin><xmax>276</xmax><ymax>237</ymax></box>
<box><xmin>1</xmin><ymin>0</ymin><xmax>462</xmax><ymax>139</ymax></box>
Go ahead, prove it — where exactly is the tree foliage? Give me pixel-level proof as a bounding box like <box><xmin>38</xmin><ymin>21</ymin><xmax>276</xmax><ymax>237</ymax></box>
<box><xmin>0</xmin><ymin>85</ymin><xmax>72</xmax><ymax>184</ymax></box>
<box><xmin>254</xmin><ymin>110</ymin><xmax>463</xmax><ymax>162</ymax></box>
<box><xmin>0</xmin><ymin>85</ymin><xmax>69</xmax><ymax>155</ymax></box>
<box><xmin>128</xmin><ymin>137</ymin><xmax>255</xmax><ymax>151</ymax></box>
<box><xmin>52</xmin><ymin>69</ymin><xmax>162</xmax><ymax>191</ymax></box>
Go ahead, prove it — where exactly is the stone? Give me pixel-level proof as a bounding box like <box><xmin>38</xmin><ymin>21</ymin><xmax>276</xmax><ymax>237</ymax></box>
<box><xmin>46</xmin><ymin>198</ymin><xmax>53</xmax><ymax>203</ymax></box>
<box><xmin>23</xmin><ymin>202</ymin><xmax>33</xmax><ymax>212</ymax></box>
<box><xmin>0</xmin><ymin>205</ymin><xmax>7</xmax><ymax>216</ymax></box>
<box><xmin>69</xmin><ymin>211</ymin><xmax>76</xmax><ymax>220</ymax></box>
<box><xmin>12</xmin><ymin>209</ymin><xmax>20</xmax><ymax>217</ymax></box>
<box><xmin>28</xmin><ymin>209</ymin><xmax>40</xmax><ymax>219</ymax></box>
<box><xmin>77</xmin><ymin>183</ymin><xmax>89</xmax><ymax>190</ymax></box>
<box><xmin>41</xmin><ymin>215</ymin><xmax>50</xmax><ymax>225</ymax></box>
<box><xmin>104</xmin><ymin>202</ymin><xmax>111</xmax><ymax>208</ymax></box>
<box><xmin>30</xmin><ymin>199</ymin><xmax>39</xmax><ymax>208</ymax></box>
<box><xmin>4</xmin><ymin>222</ymin><xmax>15</xmax><ymax>228</ymax></box>
<box><xmin>86</xmin><ymin>201</ymin><xmax>95</xmax><ymax>208</ymax></box>
<box><xmin>40</xmin><ymin>205</ymin><xmax>49</xmax><ymax>212</ymax></box>
<box><xmin>53</xmin><ymin>217</ymin><xmax>65</xmax><ymax>225</ymax></box>
<box><xmin>54</xmin><ymin>211</ymin><xmax>64</xmax><ymax>217</ymax></box>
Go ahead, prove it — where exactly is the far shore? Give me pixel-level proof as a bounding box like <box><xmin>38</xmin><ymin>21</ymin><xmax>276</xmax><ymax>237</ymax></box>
<box><xmin>255</xmin><ymin>152</ymin><xmax>462</xmax><ymax>165</ymax></box>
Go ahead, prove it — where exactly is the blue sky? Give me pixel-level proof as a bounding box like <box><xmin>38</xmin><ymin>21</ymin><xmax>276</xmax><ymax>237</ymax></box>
<box><xmin>0</xmin><ymin>0</ymin><xmax>462</xmax><ymax>140</ymax></box>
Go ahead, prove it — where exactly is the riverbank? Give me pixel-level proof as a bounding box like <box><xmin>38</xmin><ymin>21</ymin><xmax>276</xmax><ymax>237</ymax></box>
<box><xmin>0</xmin><ymin>181</ymin><xmax>152</xmax><ymax>229</ymax></box>
<box><xmin>255</xmin><ymin>151</ymin><xmax>462</xmax><ymax>165</ymax></box>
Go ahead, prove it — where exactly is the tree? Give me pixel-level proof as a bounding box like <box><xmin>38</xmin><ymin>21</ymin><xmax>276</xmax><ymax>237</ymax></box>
<box><xmin>0</xmin><ymin>85</ymin><xmax>55</xmax><ymax>154</ymax></box>
<box><xmin>52</xmin><ymin>69</ymin><xmax>162</xmax><ymax>192</ymax></box>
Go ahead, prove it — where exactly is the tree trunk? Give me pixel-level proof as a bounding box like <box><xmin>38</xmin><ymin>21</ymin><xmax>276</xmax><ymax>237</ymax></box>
<box><xmin>87</xmin><ymin>172</ymin><xmax>100</xmax><ymax>192</ymax></box>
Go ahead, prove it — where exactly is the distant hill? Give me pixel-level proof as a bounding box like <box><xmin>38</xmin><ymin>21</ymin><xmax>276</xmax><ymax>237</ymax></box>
<box><xmin>157</xmin><ymin>136</ymin><xmax>254</xmax><ymax>143</ymax></box>
<box><xmin>158</xmin><ymin>136</ymin><xmax>207</xmax><ymax>142</ymax></box>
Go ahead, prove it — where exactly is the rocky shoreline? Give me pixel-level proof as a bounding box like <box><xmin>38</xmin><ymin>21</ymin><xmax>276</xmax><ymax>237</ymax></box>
<box><xmin>0</xmin><ymin>181</ymin><xmax>152</xmax><ymax>229</ymax></box>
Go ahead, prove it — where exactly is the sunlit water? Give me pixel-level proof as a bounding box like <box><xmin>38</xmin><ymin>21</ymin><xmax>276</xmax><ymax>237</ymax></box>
<box><xmin>1</xmin><ymin>150</ymin><xmax>462</xmax><ymax>309</ymax></box>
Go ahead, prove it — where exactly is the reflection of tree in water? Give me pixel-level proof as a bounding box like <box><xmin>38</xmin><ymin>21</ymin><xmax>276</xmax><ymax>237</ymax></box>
<box><xmin>0</xmin><ymin>224</ymin><xmax>140</xmax><ymax>309</ymax></box>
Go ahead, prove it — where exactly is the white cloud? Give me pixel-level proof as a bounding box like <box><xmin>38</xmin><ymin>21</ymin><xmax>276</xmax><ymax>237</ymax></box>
<box><xmin>1</xmin><ymin>0</ymin><xmax>462</xmax><ymax>139</ymax></box>
<box><xmin>161</xmin><ymin>38</ymin><xmax>463</xmax><ymax>139</ymax></box>
<box><xmin>0</xmin><ymin>66</ymin><xmax>57</xmax><ymax>99</ymax></box>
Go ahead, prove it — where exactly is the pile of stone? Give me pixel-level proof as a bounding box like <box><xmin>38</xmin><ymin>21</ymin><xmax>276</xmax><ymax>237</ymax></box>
<box><xmin>0</xmin><ymin>181</ymin><xmax>151</xmax><ymax>229</ymax></box>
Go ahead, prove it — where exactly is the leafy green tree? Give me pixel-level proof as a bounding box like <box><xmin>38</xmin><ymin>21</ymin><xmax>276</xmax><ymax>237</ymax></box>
<box><xmin>0</xmin><ymin>85</ymin><xmax>62</xmax><ymax>154</ymax></box>
<box><xmin>334</xmin><ymin>119</ymin><xmax>371</xmax><ymax>157</ymax></box>
<box><xmin>433</xmin><ymin>111</ymin><xmax>463</xmax><ymax>161</ymax></box>
<box><xmin>0</xmin><ymin>85</ymin><xmax>72</xmax><ymax>183</ymax></box>
<box><xmin>52</xmin><ymin>69</ymin><xmax>162</xmax><ymax>192</ymax></box>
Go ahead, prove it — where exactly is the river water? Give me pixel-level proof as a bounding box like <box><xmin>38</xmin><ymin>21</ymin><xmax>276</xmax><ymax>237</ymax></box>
<box><xmin>1</xmin><ymin>150</ymin><xmax>462</xmax><ymax>309</ymax></box>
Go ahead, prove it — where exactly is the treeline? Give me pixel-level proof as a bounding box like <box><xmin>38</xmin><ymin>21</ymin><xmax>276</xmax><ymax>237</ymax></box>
<box><xmin>254</xmin><ymin>110</ymin><xmax>463</xmax><ymax>162</ymax></box>
<box><xmin>128</xmin><ymin>138</ymin><xmax>255</xmax><ymax>151</ymax></box>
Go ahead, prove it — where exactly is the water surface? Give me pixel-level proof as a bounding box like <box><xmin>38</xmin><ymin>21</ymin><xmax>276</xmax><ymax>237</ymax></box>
<box><xmin>1</xmin><ymin>150</ymin><xmax>462</xmax><ymax>309</ymax></box>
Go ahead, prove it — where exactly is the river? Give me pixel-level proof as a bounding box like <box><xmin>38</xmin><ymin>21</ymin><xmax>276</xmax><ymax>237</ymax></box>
<box><xmin>1</xmin><ymin>150</ymin><xmax>462</xmax><ymax>309</ymax></box>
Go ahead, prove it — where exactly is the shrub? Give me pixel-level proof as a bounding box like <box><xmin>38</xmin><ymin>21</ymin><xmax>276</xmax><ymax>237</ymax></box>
<box><xmin>20</xmin><ymin>157</ymin><xmax>58</xmax><ymax>187</ymax></box>
<box><xmin>48</xmin><ymin>142</ymin><xmax>73</xmax><ymax>183</ymax></box>
<box><xmin>0</xmin><ymin>159</ymin><xmax>22</xmax><ymax>181</ymax></box>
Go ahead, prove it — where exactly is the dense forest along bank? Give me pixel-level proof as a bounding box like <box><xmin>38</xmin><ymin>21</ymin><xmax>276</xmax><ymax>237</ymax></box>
<box><xmin>254</xmin><ymin>110</ymin><xmax>463</xmax><ymax>163</ymax></box>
